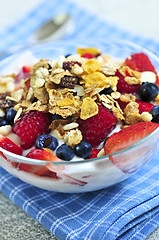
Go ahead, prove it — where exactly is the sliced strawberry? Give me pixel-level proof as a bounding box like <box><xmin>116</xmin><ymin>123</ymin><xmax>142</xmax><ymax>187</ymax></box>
<box><xmin>104</xmin><ymin>122</ymin><xmax>159</xmax><ymax>173</ymax></box>
<box><xmin>19</xmin><ymin>149</ymin><xmax>87</xmax><ymax>185</ymax></box>
<box><xmin>81</xmin><ymin>53</ymin><xmax>94</xmax><ymax>59</ymax></box>
<box><xmin>124</xmin><ymin>53</ymin><xmax>157</xmax><ymax>73</ymax></box>
<box><xmin>18</xmin><ymin>149</ymin><xmax>60</xmax><ymax>178</ymax></box>
<box><xmin>124</xmin><ymin>52</ymin><xmax>159</xmax><ymax>86</ymax></box>
<box><xmin>89</xmin><ymin>149</ymin><xmax>99</xmax><ymax>159</ymax></box>
<box><xmin>0</xmin><ymin>134</ymin><xmax>23</xmax><ymax>155</ymax></box>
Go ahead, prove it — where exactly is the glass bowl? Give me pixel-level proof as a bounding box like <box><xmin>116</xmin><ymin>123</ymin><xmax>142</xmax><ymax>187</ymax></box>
<box><xmin>0</xmin><ymin>38</ymin><xmax>159</xmax><ymax>193</ymax></box>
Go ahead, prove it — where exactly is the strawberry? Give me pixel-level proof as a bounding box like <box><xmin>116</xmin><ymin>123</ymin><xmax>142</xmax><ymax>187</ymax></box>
<box><xmin>116</xmin><ymin>70</ymin><xmax>141</xmax><ymax>94</ymax></box>
<box><xmin>135</xmin><ymin>100</ymin><xmax>154</xmax><ymax>114</ymax></box>
<box><xmin>89</xmin><ymin>149</ymin><xmax>100</xmax><ymax>159</ymax></box>
<box><xmin>124</xmin><ymin>53</ymin><xmax>157</xmax><ymax>73</ymax></box>
<box><xmin>0</xmin><ymin>134</ymin><xmax>23</xmax><ymax>155</ymax></box>
<box><xmin>124</xmin><ymin>52</ymin><xmax>159</xmax><ymax>86</ymax></box>
<box><xmin>15</xmin><ymin>66</ymin><xmax>31</xmax><ymax>84</ymax></box>
<box><xmin>81</xmin><ymin>53</ymin><xmax>94</xmax><ymax>59</ymax></box>
<box><xmin>18</xmin><ymin>149</ymin><xmax>59</xmax><ymax>178</ymax></box>
<box><xmin>104</xmin><ymin>122</ymin><xmax>159</xmax><ymax>173</ymax></box>
<box><xmin>78</xmin><ymin>105</ymin><xmax>117</xmax><ymax>148</ymax></box>
<box><xmin>117</xmin><ymin>99</ymin><xmax>154</xmax><ymax>114</ymax></box>
<box><xmin>19</xmin><ymin>149</ymin><xmax>87</xmax><ymax>185</ymax></box>
<box><xmin>13</xmin><ymin>111</ymin><xmax>52</xmax><ymax>149</ymax></box>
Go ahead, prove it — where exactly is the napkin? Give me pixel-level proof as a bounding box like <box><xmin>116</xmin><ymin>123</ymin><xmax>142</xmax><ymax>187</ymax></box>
<box><xmin>0</xmin><ymin>0</ymin><xmax>159</xmax><ymax>239</ymax></box>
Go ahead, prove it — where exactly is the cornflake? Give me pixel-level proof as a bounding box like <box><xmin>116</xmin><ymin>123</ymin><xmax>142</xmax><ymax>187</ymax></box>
<box><xmin>80</xmin><ymin>97</ymin><xmax>98</xmax><ymax>120</ymax></box>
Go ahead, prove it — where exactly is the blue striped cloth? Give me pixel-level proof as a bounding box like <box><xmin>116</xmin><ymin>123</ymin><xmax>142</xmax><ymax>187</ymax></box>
<box><xmin>0</xmin><ymin>0</ymin><xmax>159</xmax><ymax>239</ymax></box>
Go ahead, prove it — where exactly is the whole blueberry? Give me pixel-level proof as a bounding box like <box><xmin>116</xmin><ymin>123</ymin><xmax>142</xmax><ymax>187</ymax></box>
<box><xmin>35</xmin><ymin>134</ymin><xmax>58</xmax><ymax>151</ymax></box>
<box><xmin>6</xmin><ymin>107</ymin><xmax>17</xmax><ymax>126</ymax></box>
<box><xmin>0</xmin><ymin>118</ymin><xmax>9</xmax><ymax>127</ymax></box>
<box><xmin>74</xmin><ymin>140</ymin><xmax>92</xmax><ymax>159</ymax></box>
<box><xmin>56</xmin><ymin>144</ymin><xmax>75</xmax><ymax>161</ymax></box>
<box><xmin>150</xmin><ymin>106</ymin><xmax>159</xmax><ymax>123</ymax></box>
<box><xmin>139</xmin><ymin>82</ymin><xmax>159</xmax><ymax>102</ymax></box>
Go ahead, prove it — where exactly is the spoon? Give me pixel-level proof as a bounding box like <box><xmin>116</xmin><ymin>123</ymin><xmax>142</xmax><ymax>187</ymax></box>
<box><xmin>0</xmin><ymin>13</ymin><xmax>73</xmax><ymax>59</ymax></box>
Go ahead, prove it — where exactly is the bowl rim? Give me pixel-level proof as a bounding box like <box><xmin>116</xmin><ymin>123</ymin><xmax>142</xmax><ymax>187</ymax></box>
<box><xmin>0</xmin><ymin>38</ymin><xmax>159</xmax><ymax>165</ymax></box>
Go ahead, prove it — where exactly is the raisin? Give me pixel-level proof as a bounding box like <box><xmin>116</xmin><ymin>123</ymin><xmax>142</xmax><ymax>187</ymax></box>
<box><xmin>60</xmin><ymin>75</ymin><xmax>79</xmax><ymax>89</ymax></box>
<box><xmin>62</xmin><ymin>61</ymin><xmax>82</xmax><ymax>71</ymax></box>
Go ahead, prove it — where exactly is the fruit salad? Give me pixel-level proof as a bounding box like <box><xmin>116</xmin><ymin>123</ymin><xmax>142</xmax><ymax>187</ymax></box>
<box><xmin>0</xmin><ymin>45</ymin><xmax>159</xmax><ymax>192</ymax></box>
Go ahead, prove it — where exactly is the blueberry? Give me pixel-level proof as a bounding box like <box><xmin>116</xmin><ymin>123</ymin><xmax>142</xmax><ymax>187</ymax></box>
<box><xmin>51</xmin><ymin>114</ymin><xmax>62</xmax><ymax>121</ymax></box>
<box><xmin>65</xmin><ymin>54</ymin><xmax>71</xmax><ymax>58</ymax></box>
<box><xmin>56</xmin><ymin>144</ymin><xmax>75</xmax><ymax>161</ymax></box>
<box><xmin>35</xmin><ymin>134</ymin><xmax>58</xmax><ymax>151</ymax></box>
<box><xmin>0</xmin><ymin>118</ymin><xmax>9</xmax><ymax>127</ymax></box>
<box><xmin>99</xmin><ymin>87</ymin><xmax>113</xmax><ymax>95</ymax></box>
<box><xmin>150</xmin><ymin>106</ymin><xmax>159</xmax><ymax>123</ymax></box>
<box><xmin>74</xmin><ymin>140</ymin><xmax>92</xmax><ymax>159</ymax></box>
<box><xmin>139</xmin><ymin>82</ymin><xmax>159</xmax><ymax>102</ymax></box>
<box><xmin>6</xmin><ymin>107</ymin><xmax>17</xmax><ymax>126</ymax></box>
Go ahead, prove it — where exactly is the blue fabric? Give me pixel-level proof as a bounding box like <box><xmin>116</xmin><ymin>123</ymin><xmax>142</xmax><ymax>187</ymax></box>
<box><xmin>0</xmin><ymin>0</ymin><xmax>159</xmax><ymax>239</ymax></box>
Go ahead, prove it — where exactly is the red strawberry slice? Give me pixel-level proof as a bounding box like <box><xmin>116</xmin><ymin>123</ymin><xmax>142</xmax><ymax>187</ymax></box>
<box><xmin>19</xmin><ymin>149</ymin><xmax>60</xmax><ymax>178</ymax></box>
<box><xmin>104</xmin><ymin>122</ymin><xmax>159</xmax><ymax>173</ymax></box>
<box><xmin>19</xmin><ymin>149</ymin><xmax>87</xmax><ymax>185</ymax></box>
<box><xmin>78</xmin><ymin>105</ymin><xmax>117</xmax><ymax>148</ymax></box>
<box><xmin>0</xmin><ymin>134</ymin><xmax>23</xmax><ymax>155</ymax></box>
<box><xmin>89</xmin><ymin>149</ymin><xmax>100</xmax><ymax>159</ymax></box>
<box><xmin>13</xmin><ymin>111</ymin><xmax>52</xmax><ymax>149</ymax></box>
<box><xmin>81</xmin><ymin>53</ymin><xmax>94</xmax><ymax>59</ymax></box>
<box><xmin>124</xmin><ymin>52</ymin><xmax>159</xmax><ymax>86</ymax></box>
<box><xmin>124</xmin><ymin>53</ymin><xmax>157</xmax><ymax>73</ymax></box>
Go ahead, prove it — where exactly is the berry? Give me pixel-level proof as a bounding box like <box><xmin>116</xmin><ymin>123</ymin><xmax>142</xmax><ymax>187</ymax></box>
<box><xmin>78</xmin><ymin>105</ymin><xmax>117</xmax><ymax>148</ymax></box>
<box><xmin>13</xmin><ymin>111</ymin><xmax>51</xmax><ymax>149</ymax></box>
<box><xmin>56</xmin><ymin>144</ymin><xmax>75</xmax><ymax>161</ymax></box>
<box><xmin>116</xmin><ymin>70</ymin><xmax>140</xmax><ymax>94</ymax></box>
<box><xmin>6</xmin><ymin>107</ymin><xmax>17</xmax><ymax>126</ymax></box>
<box><xmin>117</xmin><ymin>99</ymin><xmax>154</xmax><ymax>114</ymax></box>
<box><xmin>62</xmin><ymin>61</ymin><xmax>82</xmax><ymax>71</ymax></box>
<box><xmin>104</xmin><ymin>122</ymin><xmax>159</xmax><ymax>173</ymax></box>
<box><xmin>150</xmin><ymin>106</ymin><xmax>159</xmax><ymax>123</ymax></box>
<box><xmin>74</xmin><ymin>140</ymin><xmax>92</xmax><ymax>159</ymax></box>
<box><xmin>81</xmin><ymin>53</ymin><xmax>94</xmax><ymax>59</ymax></box>
<box><xmin>135</xmin><ymin>100</ymin><xmax>154</xmax><ymax>113</ymax></box>
<box><xmin>89</xmin><ymin>149</ymin><xmax>100</xmax><ymax>159</ymax></box>
<box><xmin>139</xmin><ymin>82</ymin><xmax>159</xmax><ymax>102</ymax></box>
<box><xmin>15</xmin><ymin>66</ymin><xmax>31</xmax><ymax>83</ymax></box>
<box><xmin>19</xmin><ymin>149</ymin><xmax>59</xmax><ymax>178</ymax></box>
<box><xmin>35</xmin><ymin>134</ymin><xmax>58</xmax><ymax>151</ymax></box>
<box><xmin>124</xmin><ymin>53</ymin><xmax>157</xmax><ymax>73</ymax></box>
<box><xmin>0</xmin><ymin>118</ymin><xmax>9</xmax><ymax>127</ymax></box>
<box><xmin>0</xmin><ymin>134</ymin><xmax>23</xmax><ymax>155</ymax></box>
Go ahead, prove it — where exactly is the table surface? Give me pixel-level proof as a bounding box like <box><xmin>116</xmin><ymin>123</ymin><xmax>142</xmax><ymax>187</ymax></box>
<box><xmin>0</xmin><ymin>0</ymin><xmax>159</xmax><ymax>239</ymax></box>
